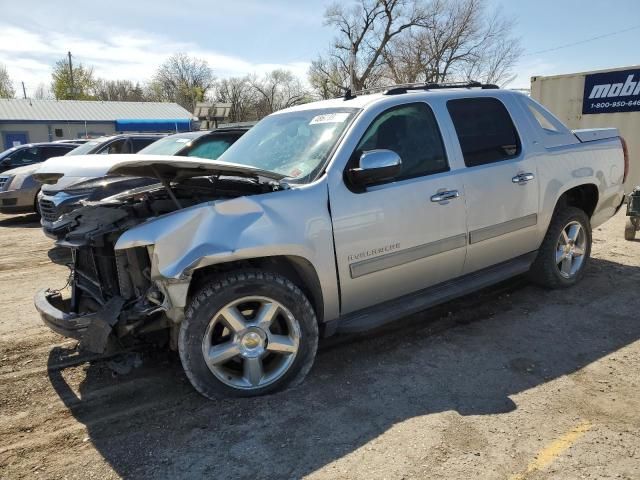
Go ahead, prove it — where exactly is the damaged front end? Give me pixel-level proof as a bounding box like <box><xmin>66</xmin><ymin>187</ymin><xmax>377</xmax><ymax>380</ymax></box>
<box><xmin>34</xmin><ymin>157</ymin><xmax>287</xmax><ymax>353</ymax></box>
<box><xmin>36</xmin><ymin>205</ymin><xmax>172</xmax><ymax>353</ymax></box>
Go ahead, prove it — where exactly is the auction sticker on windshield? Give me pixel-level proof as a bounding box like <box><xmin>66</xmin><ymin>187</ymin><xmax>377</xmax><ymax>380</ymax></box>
<box><xmin>309</xmin><ymin>112</ymin><xmax>351</xmax><ymax>124</ymax></box>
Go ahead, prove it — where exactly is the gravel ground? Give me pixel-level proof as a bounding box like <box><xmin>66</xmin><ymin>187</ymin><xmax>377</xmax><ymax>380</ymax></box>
<box><xmin>0</xmin><ymin>211</ymin><xmax>638</xmax><ymax>480</ymax></box>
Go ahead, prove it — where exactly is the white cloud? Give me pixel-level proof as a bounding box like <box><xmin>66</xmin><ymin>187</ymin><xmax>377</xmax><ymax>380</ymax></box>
<box><xmin>0</xmin><ymin>23</ymin><xmax>311</xmax><ymax>95</ymax></box>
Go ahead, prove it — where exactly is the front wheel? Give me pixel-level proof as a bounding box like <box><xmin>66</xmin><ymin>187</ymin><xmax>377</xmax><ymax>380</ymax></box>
<box><xmin>179</xmin><ymin>270</ymin><xmax>318</xmax><ymax>399</ymax></box>
<box><xmin>528</xmin><ymin>206</ymin><xmax>592</xmax><ymax>288</ymax></box>
<box><xmin>33</xmin><ymin>189</ymin><xmax>41</xmax><ymax>218</ymax></box>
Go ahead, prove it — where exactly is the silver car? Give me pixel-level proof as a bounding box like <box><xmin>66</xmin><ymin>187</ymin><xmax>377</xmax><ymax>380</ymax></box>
<box><xmin>35</xmin><ymin>83</ymin><xmax>626</xmax><ymax>399</ymax></box>
<box><xmin>0</xmin><ymin>143</ymin><xmax>79</xmax><ymax>215</ymax></box>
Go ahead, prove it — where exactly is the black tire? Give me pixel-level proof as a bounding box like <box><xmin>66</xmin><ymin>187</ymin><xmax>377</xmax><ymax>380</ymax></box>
<box><xmin>528</xmin><ymin>206</ymin><xmax>592</xmax><ymax>289</ymax></box>
<box><xmin>624</xmin><ymin>217</ymin><xmax>636</xmax><ymax>241</ymax></box>
<box><xmin>179</xmin><ymin>270</ymin><xmax>318</xmax><ymax>399</ymax></box>
<box><xmin>33</xmin><ymin>190</ymin><xmax>41</xmax><ymax>219</ymax></box>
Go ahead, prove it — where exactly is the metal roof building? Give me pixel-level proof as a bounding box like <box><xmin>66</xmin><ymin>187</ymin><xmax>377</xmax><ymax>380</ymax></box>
<box><xmin>0</xmin><ymin>99</ymin><xmax>194</xmax><ymax>150</ymax></box>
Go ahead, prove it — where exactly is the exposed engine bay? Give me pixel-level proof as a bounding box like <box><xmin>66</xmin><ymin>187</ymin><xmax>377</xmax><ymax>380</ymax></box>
<box><xmin>45</xmin><ymin>175</ymin><xmax>283</xmax><ymax>353</ymax></box>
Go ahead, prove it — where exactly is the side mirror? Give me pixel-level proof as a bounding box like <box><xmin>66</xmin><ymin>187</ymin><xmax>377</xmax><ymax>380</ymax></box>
<box><xmin>348</xmin><ymin>149</ymin><xmax>402</xmax><ymax>187</ymax></box>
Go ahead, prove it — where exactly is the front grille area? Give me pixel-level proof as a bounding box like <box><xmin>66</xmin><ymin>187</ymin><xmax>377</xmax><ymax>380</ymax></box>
<box><xmin>73</xmin><ymin>246</ymin><xmax>120</xmax><ymax>310</ymax></box>
<box><xmin>71</xmin><ymin>244</ymin><xmax>151</xmax><ymax>314</ymax></box>
<box><xmin>38</xmin><ymin>199</ymin><xmax>58</xmax><ymax>222</ymax></box>
<box><xmin>0</xmin><ymin>176</ymin><xmax>11</xmax><ymax>191</ymax></box>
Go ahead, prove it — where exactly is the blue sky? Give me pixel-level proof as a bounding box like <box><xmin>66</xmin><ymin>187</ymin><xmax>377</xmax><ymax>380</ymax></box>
<box><xmin>0</xmin><ymin>0</ymin><xmax>638</xmax><ymax>94</ymax></box>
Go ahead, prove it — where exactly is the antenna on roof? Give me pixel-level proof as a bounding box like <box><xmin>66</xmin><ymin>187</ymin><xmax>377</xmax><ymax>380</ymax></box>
<box><xmin>343</xmin><ymin>88</ymin><xmax>356</xmax><ymax>100</ymax></box>
<box><xmin>344</xmin><ymin>47</ymin><xmax>357</xmax><ymax>101</ymax></box>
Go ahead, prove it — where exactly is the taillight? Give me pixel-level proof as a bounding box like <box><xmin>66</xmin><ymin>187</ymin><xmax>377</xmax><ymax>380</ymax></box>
<box><xmin>620</xmin><ymin>136</ymin><xmax>629</xmax><ymax>184</ymax></box>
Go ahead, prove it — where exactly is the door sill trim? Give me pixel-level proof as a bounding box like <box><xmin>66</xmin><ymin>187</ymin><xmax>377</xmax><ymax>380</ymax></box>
<box><xmin>336</xmin><ymin>251</ymin><xmax>537</xmax><ymax>334</ymax></box>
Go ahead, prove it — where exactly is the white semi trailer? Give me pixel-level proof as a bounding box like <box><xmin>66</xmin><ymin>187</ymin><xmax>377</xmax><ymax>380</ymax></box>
<box><xmin>531</xmin><ymin>65</ymin><xmax>639</xmax><ymax>191</ymax></box>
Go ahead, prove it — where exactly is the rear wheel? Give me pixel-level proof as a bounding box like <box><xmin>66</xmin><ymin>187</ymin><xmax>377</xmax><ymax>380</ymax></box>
<box><xmin>625</xmin><ymin>217</ymin><xmax>637</xmax><ymax>241</ymax></box>
<box><xmin>528</xmin><ymin>206</ymin><xmax>591</xmax><ymax>288</ymax></box>
<box><xmin>179</xmin><ymin>270</ymin><xmax>318</xmax><ymax>399</ymax></box>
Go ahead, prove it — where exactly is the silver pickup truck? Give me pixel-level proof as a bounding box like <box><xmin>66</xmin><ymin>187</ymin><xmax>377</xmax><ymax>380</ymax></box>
<box><xmin>34</xmin><ymin>83</ymin><xmax>627</xmax><ymax>399</ymax></box>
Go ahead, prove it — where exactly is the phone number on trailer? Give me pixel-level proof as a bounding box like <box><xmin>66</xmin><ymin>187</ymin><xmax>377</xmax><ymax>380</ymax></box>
<box><xmin>589</xmin><ymin>100</ymin><xmax>640</xmax><ymax>109</ymax></box>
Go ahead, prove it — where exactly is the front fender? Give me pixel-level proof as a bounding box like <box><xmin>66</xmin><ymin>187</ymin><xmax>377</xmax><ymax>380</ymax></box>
<box><xmin>114</xmin><ymin>183</ymin><xmax>340</xmax><ymax>323</ymax></box>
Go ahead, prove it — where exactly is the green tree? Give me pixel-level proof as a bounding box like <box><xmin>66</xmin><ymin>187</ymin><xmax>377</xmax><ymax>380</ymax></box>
<box><xmin>0</xmin><ymin>64</ymin><xmax>15</xmax><ymax>99</ymax></box>
<box><xmin>51</xmin><ymin>58</ymin><xmax>97</xmax><ymax>100</ymax></box>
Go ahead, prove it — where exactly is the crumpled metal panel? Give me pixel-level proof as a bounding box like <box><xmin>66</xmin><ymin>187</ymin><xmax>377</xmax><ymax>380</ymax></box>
<box><xmin>114</xmin><ymin>181</ymin><xmax>340</xmax><ymax>323</ymax></box>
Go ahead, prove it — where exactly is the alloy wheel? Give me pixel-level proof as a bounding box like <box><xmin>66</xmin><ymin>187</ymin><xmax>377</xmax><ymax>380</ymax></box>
<box><xmin>555</xmin><ymin>220</ymin><xmax>587</xmax><ymax>279</ymax></box>
<box><xmin>201</xmin><ymin>296</ymin><xmax>301</xmax><ymax>390</ymax></box>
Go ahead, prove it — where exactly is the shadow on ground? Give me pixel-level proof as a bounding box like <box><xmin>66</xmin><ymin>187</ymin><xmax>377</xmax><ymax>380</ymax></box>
<box><xmin>0</xmin><ymin>214</ymin><xmax>41</xmax><ymax>228</ymax></box>
<box><xmin>48</xmin><ymin>257</ymin><xmax>640</xmax><ymax>479</ymax></box>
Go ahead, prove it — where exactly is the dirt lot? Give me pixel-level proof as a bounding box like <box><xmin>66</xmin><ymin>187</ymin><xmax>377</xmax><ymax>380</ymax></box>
<box><xmin>0</xmin><ymin>211</ymin><xmax>638</xmax><ymax>480</ymax></box>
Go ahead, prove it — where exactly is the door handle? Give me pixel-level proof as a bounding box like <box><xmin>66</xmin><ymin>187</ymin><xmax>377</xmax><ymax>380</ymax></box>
<box><xmin>512</xmin><ymin>172</ymin><xmax>535</xmax><ymax>184</ymax></box>
<box><xmin>430</xmin><ymin>190</ymin><xmax>460</xmax><ymax>202</ymax></box>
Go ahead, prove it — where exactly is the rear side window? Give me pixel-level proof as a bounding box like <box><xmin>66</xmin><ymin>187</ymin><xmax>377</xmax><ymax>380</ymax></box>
<box><xmin>42</xmin><ymin>146</ymin><xmax>72</xmax><ymax>159</ymax></box>
<box><xmin>132</xmin><ymin>138</ymin><xmax>158</xmax><ymax>152</ymax></box>
<box><xmin>528</xmin><ymin>104</ymin><xmax>559</xmax><ymax>133</ymax></box>
<box><xmin>353</xmin><ymin>102</ymin><xmax>448</xmax><ymax>181</ymax></box>
<box><xmin>447</xmin><ymin>97</ymin><xmax>521</xmax><ymax>167</ymax></box>
<box><xmin>187</xmin><ymin>137</ymin><xmax>234</xmax><ymax>160</ymax></box>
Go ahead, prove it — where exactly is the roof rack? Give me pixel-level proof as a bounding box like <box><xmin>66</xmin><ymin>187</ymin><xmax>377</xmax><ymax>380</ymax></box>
<box><xmin>343</xmin><ymin>80</ymin><xmax>498</xmax><ymax>100</ymax></box>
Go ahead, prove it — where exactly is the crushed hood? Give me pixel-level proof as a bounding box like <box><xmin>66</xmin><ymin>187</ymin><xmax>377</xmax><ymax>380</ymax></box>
<box><xmin>105</xmin><ymin>156</ymin><xmax>287</xmax><ymax>182</ymax></box>
<box><xmin>34</xmin><ymin>154</ymin><xmax>286</xmax><ymax>185</ymax></box>
<box><xmin>34</xmin><ymin>154</ymin><xmax>141</xmax><ymax>184</ymax></box>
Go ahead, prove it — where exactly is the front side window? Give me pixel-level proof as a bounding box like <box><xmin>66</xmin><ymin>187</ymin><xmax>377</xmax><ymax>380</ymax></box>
<box><xmin>219</xmin><ymin>108</ymin><xmax>359</xmax><ymax>181</ymax></box>
<box><xmin>99</xmin><ymin>139</ymin><xmax>129</xmax><ymax>154</ymax></box>
<box><xmin>447</xmin><ymin>97</ymin><xmax>521</xmax><ymax>167</ymax></box>
<box><xmin>352</xmin><ymin>102</ymin><xmax>448</xmax><ymax>181</ymax></box>
<box><xmin>3</xmin><ymin>147</ymin><xmax>39</xmax><ymax>166</ymax></box>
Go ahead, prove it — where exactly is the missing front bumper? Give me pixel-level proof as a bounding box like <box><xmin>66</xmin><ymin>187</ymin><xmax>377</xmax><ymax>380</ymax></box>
<box><xmin>34</xmin><ymin>289</ymin><xmax>125</xmax><ymax>353</ymax></box>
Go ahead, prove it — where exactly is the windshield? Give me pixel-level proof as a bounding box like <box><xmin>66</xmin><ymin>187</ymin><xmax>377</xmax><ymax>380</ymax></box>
<box><xmin>219</xmin><ymin>108</ymin><xmax>359</xmax><ymax>181</ymax></box>
<box><xmin>138</xmin><ymin>134</ymin><xmax>202</xmax><ymax>155</ymax></box>
<box><xmin>65</xmin><ymin>140</ymin><xmax>103</xmax><ymax>156</ymax></box>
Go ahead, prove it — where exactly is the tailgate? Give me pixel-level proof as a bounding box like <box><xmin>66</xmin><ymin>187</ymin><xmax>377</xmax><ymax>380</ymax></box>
<box><xmin>573</xmin><ymin>128</ymin><xmax>619</xmax><ymax>143</ymax></box>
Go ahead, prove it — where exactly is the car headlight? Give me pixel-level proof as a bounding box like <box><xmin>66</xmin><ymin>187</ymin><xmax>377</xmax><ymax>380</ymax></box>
<box><xmin>9</xmin><ymin>173</ymin><xmax>31</xmax><ymax>190</ymax></box>
<box><xmin>7</xmin><ymin>174</ymin><xmax>29</xmax><ymax>190</ymax></box>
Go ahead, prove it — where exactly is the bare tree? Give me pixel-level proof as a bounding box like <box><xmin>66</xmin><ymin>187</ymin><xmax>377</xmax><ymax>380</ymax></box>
<box><xmin>95</xmin><ymin>79</ymin><xmax>146</xmax><ymax>102</ymax></box>
<box><xmin>310</xmin><ymin>0</ymin><xmax>431</xmax><ymax>95</ymax></box>
<box><xmin>152</xmin><ymin>53</ymin><xmax>215</xmax><ymax>111</ymax></box>
<box><xmin>250</xmin><ymin>70</ymin><xmax>309</xmax><ymax>119</ymax></box>
<box><xmin>0</xmin><ymin>64</ymin><xmax>15</xmax><ymax>98</ymax></box>
<box><xmin>382</xmin><ymin>0</ymin><xmax>522</xmax><ymax>85</ymax></box>
<box><xmin>215</xmin><ymin>76</ymin><xmax>257</xmax><ymax>122</ymax></box>
<box><xmin>311</xmin><ymin>0</ymin><xmax>522</xmax><ymax>93</ymax></box>
<box><xmin>308</xmin><ymin>57</ymin><xmax>349</xmax><ymax>99</ymax></box>
<box><xmin>459</xmin><ymin>34</ymin><xmax>522</xmax><ymax>86</ymax></box>
<box><xmin>33</xmin><ymin>83</ymin><xmax>51</xmax><ymax>100</ymax></box>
